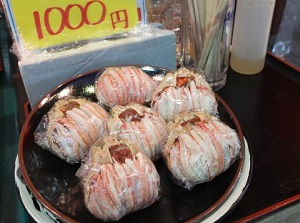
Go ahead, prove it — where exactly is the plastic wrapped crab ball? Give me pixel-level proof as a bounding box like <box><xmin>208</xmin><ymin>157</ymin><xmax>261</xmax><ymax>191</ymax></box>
<box><xmin>95</xmin><ymin>66</ymin><xmax>158</xmax><ymax>108</ymax></box>
<box><xmin>151</xmin><ymin>67</ymin><xmax>218</xmax><ymax>122</ymax></box>
<box><xmin>162</xmin><ymin>111</ymin><xmax>241</xmax><ymax>190</ymax></box>
<box><xmin>76</xmin><ymin>136</ymin><xmax>161</xmax><ymax>221</ymax></box>
<box><xmin>106</xmin><ymin>103</ymin><xmax>168</xmax><ymax>161</ymax></box>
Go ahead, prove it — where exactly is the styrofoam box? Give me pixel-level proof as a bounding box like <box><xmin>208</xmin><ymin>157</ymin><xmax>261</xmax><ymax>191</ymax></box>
<box><xmin>19</xmin><ymin>24</ymin><xmax>176</xmax><ymax>107</ymax></box>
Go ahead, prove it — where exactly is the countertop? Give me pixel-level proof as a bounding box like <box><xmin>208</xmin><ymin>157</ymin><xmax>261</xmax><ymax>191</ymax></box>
<box><xmin>218</xmin><ymin>54</ymin><xmax>300</xmax><ymax>222</ymax></box>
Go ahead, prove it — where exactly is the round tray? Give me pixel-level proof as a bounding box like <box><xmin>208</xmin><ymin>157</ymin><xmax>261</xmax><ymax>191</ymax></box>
<box><xmin>18</xmin><ymin>66</ymin><xmax>252</xmax><ymax>223</ymax></box>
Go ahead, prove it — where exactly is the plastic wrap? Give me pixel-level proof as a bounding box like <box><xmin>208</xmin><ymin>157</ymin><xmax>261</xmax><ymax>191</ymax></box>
<box><xmin>0</xmin><ymin>0</ymin><xmax>149</xmax><ymax>60</ymax></box>
<box><xmin>162</xmin><ymin>111</ymin><xmax>241</xmax><ymax>190</ymax></box>
<box><xmin>34</xmin><ymin>97</ymin><xmax>109</xmax><ymax>164</ymax></box>
<box><xmin>94</xmin><ymin>66</ymin><xmax>158</xmax><ymax>109</ymax></box>
<box><xmin>106</xmin><ymin>103</ymin><xmax>167</xmax><ymax>161</ymax></box>
<box><xmin>75</xmin><ymin>136</ymin><xmax>161</xmax><ymax>222</ymax></box>
<box><xmin>14</xmin><ymin>22</ymin><xmax>158</xmax><ymax>61</ymax></box>
<box><xmin>1</xmin><ymin>0</ymin><xmax>177</xmax><ymax>107</ymax></box>
<box><xmin>151</xmin><ymin>67</ymin><xmax>218</xmax><ymax>122</ymax></box>
<box><xmin>19</xmin><ymin>27</ymin><xmax>176</xmax><ymax>108</ymax></box>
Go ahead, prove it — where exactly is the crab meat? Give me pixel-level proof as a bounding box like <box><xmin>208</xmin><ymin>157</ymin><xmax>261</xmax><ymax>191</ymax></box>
<box><xmin>151</xmin><ymin>67</ymin><xmax>218</xmax><ymax>122</ymax></box>
<box><xmin>76</xmin><ymin>136</ymin><xmax>160</xmax><ymax>221</ymax></box>
<box><xmin>163</xmin><ymin>111</ymin><xmax>241</xmax><ymax>190</ymax></box>
<box><xmin>95</xmin><ymin>66</ymin><xmax>158</xmax><ymax>108</ymax></box>
<box><xmin>34</xmin><ymin>98</ymin><xmax>109</xmax><ymax>164</ymax></box>
<box><xmin>106</xmin><ymin>103</ymin><xmax>168</xmax><ymax>161</ymax></box>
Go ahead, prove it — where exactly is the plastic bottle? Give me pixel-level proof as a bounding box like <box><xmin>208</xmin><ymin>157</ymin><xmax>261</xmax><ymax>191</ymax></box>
<box><xmin>230</xmin><ymin>0</ymin><xmax>276</xmax><ymax>74</ymax></box>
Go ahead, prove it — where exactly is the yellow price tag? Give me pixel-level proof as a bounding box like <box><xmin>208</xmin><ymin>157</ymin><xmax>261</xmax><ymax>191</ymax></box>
<box><xmin>9</xmin><ymin>0</ymin><xmax>139</xmax><ymax>50</ymax></box>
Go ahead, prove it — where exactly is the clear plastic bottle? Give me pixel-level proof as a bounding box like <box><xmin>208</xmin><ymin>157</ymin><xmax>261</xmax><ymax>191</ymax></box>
<box><xmin>230</xmin><ymin>0</ymin><xmax>276</xmax><ymax>74</ymax></box>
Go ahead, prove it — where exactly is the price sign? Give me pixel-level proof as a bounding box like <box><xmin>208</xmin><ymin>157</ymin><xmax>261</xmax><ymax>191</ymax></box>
<box><xmin>4</xmin><ymin>0</ymin><xmax>139</xmax><ymax>50</ymax></box>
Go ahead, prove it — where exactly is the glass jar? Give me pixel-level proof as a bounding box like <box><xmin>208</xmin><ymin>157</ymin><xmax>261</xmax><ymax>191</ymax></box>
<box><xmin>181</xmin><ymin>0</ymin><xmax>236</xmax><ymax>90</ymax></box>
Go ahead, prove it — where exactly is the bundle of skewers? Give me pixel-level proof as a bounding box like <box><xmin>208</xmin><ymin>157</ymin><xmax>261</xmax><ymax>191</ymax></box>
<box><xmin>181</xmin><ymin>0</ymin><xmax>234</xmax><ymax>79</ymax></box>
